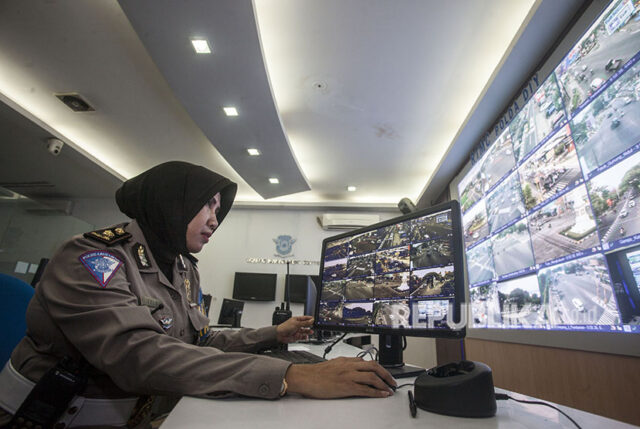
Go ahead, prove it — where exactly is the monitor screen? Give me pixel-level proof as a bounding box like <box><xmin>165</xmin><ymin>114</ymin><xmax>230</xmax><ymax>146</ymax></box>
<box><xmin>232</xmin><ymin>272</ymin><xmax>277</xmax><ymax>301</ymax></box>
<box><xmin>285</xmin><ymin>274</ymin><xmax>320</xmax><ymax>303</ymax></box>
<box><xmin>458</xmin><ymin>0</ymin><xmax>640</xmax><ymax>336</ymax></box>
<box><xmin>217</xmin><ymin>298</ymin><xmax>245</xmax><ymax>327</ymax></box>
<box><xmin>315</xmin><ymin>200</ymin><xmax>465</xmax><ymax>339</ymax></box>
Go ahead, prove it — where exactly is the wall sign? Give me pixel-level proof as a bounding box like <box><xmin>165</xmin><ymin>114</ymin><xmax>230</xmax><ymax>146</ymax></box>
<box><xmin>273</xmin><ymin>234</ymin><xmax>296</xmax><ymax>257</ymax></box>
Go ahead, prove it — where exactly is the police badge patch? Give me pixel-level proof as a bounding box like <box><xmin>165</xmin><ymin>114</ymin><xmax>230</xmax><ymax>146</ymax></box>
<box><xmin>79</xmin><ymin>251</ymin><xmax>123</xmax><ymax>288</ymax></box>
<box><xmin>159</xmin><ymin>316</ymin><xmax>173</xmax><ymax>331</ymax></box>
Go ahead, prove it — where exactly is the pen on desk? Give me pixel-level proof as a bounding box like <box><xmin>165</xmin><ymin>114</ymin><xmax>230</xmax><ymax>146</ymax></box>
<box><xmin>408</xmin><ymin>391</ymin><xmax>417</xmax><ymax>418</ymax></box>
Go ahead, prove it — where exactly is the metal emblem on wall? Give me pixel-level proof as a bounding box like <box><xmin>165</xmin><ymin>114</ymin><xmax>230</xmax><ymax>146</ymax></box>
<box><xmin>273</xmin><ymin>235</ymin><xmax>296</xmax><ymax>258</ymax></box>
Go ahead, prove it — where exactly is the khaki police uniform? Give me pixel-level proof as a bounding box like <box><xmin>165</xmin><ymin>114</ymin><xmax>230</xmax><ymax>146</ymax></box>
<box><xmin>0</xmin><ymin>220</ymin><xmax>290</xmax><ymax>425</ymax></box>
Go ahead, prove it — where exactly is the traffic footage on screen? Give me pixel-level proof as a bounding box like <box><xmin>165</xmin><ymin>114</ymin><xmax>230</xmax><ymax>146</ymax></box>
<box><xmin>318</xmin><ymin>209</ymin><xmax>456</xmax><ymax>330</ymax></box>
<box><xmin>459</xmin><ymin>0</ymin><xmax>640</xmax><ymax>333</ymax></box>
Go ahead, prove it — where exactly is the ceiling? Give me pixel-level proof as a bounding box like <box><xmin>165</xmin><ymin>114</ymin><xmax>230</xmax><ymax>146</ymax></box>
<box><xmin>0</xmin><ymin>0</ymin><xmax>585</xmax><ymax>210</ymax></box>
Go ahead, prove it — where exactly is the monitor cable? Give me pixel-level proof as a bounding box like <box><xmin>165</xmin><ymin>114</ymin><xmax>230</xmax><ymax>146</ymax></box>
<box><xmin>322</xmin><ymin>332</ymin><xmax>348</xmax><ymax>359</ymax></box>
<box><xmin>390</xmin><ymin>382</ymin><xmax>581</xmax><ymax>427</ymax></box>
<box><xmin>395</xmin><ymin>382</ymin><xmax>414</xmax><ymax>389</ymax></box>
<box><xmin>495</xmin><ymin>393</ymin><xmax>582</xmax><ymax>429</ymax></box>
<box><xmin>356</xmin><ymin>346</ymin><xmax>378</xmax><ymax>361</ymax></box>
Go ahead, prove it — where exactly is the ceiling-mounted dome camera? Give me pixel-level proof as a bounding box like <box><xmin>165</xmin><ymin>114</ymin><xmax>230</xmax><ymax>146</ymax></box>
<box><xmin>398</xmin><ymin>197</ymin><xmax>417</xmax><ymax>214</ymax></box>
<box><xmin>46</xmin><ymin>138</ymin><xmax>64</xmax><ymax>156</ymax></box>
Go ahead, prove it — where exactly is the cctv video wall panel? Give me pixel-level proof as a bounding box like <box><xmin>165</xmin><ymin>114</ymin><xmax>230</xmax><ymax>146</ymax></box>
<box><xmin>318</xmin><ymin>208</ymin><xmax>457</xmax><ymax>331</ymax></box>
<box><xmin>459</xmin><ymin>0</ymin><xmax>640</xmax><ymax>334</ymax></box>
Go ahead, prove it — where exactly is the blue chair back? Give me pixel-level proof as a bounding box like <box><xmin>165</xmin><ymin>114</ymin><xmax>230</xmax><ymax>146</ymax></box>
<box><xmin>0</xmin><ymin>273</ymin><xmax>34</xmax><ymax>366</ymax></box>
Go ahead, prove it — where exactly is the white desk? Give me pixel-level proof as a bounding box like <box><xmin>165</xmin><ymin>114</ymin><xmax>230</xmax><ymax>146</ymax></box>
<box><xmin>162</xmin><ymin>340</ymin><xmax>637</xmax><ymax>429</ymax></box>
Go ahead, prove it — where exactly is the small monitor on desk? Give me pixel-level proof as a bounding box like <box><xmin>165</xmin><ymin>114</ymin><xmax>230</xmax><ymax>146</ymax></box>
<box><xmin>285</xmin><ymin>274</ymin><xmax>320</xmax><ymax>303</ymax></box>
<box><xmin>217</xmin><ymin>298</ymin><xmax>244</xmax><ymax>327</ymax></box>
<box><xmin>315</xmin><ymin>200</ymin><xmax>466</xmax><ymax>377</ymax></box>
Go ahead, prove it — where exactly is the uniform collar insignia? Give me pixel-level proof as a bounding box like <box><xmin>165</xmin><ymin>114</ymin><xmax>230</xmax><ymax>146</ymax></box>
<box><xmin>178</xmin><ymin>254</ymin><xmax>187</xmax><ymax>271</ymax></box>
<box><xmin>133</xmin><ymin>243</ymin><xmax>151</xmax><ymax>269</ymax></box>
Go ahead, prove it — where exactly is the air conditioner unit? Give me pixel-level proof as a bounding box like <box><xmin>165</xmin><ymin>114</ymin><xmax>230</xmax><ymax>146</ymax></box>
<box><xmin>317</xmin><ymin>213</ymin><xmax>380</xmax><ymax>230</ymax></box>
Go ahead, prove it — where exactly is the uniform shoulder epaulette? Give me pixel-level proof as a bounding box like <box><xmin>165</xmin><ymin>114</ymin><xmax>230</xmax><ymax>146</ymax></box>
<box><xmin>84</xmin><ymin>227</ymin><xmax>132</xmax><ymax>246</ymax></box>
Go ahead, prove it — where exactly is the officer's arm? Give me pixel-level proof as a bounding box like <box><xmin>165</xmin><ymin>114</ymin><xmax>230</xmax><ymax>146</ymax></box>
<box><xmin>199</xmin><ymin>326</ymin><xmax>279</xmax><ymax>352</ymax></box>
<box><xmin>41</xmin><ymin>241</ymin><xmax>289</xmax><ymax>399</ymax></box>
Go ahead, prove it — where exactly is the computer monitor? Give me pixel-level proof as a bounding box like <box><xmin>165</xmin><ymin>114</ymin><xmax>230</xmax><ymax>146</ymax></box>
<box><xmin>315</xmin><ymin>200</ymin><xmax>465</xmax><ymax>377</ymax></box>
<box><xmin>454</xmin><ymin>0</ymin><xmax>640</xmax><ymax>357</ymax></box>
<box><xmin>285</xmin><ymin>274</ymin><xmax>320</xmax><ymax>303</ymax></box>
<box><xmin>304</xmin><ymin>276</ymin><xmax>326</xmax><ymax>344</ymax></box>
<box><xmin>304</xmin><ymin>276</ymin><xmax>318</xmax><ymax>317</ymax></box>
<box><xmin>201</xmin><ymin>294</ymin><xmax>212</xmax><ymax>317</ymax></box>
<box><xmin>232</xmin><ymin>272</ymin><xmax>277</xmax><ymax>301</ymax></box>
<box><xmin>217</xmin><ymin>298</ymin><xmax>245</xmax><ymax>327</ymax></box>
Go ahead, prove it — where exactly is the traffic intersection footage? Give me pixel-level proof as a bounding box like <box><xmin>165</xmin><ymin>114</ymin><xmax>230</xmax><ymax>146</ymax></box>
<box><xmin>459</xmin><ymin>0</ymin><xmax>640</xmax><ymax>334</ymax></box>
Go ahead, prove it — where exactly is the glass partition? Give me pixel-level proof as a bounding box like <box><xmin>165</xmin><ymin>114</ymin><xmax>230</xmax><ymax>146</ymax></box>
<box><xmin>0</xmin><ymin>187</ymin><xmax>92</xmax><ymax>285</ymax></box>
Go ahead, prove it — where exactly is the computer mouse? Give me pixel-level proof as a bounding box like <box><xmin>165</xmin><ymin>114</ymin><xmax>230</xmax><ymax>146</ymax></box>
<box><xmin>379</xmin><ymin>375</ymin><xmax>397</xmax><ymax>392</ymax></box>
<box><xmin>366</xmin><ymin>375</ymin><xmax>396</xmax><ymax>392</ymax></box>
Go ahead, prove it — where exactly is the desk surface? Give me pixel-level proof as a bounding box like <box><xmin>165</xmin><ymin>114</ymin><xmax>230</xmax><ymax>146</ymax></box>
<box><xmin>162</xmin><ymin>340</ymin><xmax>637</xmax><ymax>429</ymax></box>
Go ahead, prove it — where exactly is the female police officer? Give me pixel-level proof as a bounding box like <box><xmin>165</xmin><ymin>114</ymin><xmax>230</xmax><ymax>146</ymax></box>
<box><xmin>0</xmin><ymin>161</ymin><xmax>395</xmax><ymax>427</ymax></box>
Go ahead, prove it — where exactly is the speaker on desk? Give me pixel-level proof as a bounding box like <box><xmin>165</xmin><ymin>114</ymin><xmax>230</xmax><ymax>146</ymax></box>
<box><xmin>414</xmin><ymin>360</ymin><xmax>496</xmax><ymax>418</ymax></box>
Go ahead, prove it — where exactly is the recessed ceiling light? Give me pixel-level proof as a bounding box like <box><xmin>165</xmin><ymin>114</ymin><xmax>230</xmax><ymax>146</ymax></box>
<box><xmin>191</xmin><ymin>39</ymin><xmax>211</xmax><ymax>54</ymax></box>
<box><xmin>247</xmin><ymin>148</ymin><xmax>261</xmax><ymax>156</ymax></box>
<box><xmin>347</xmin><ymin>186</ymin><xmax>357</xmax><ymax>192</ymax></box>
<box><xmin>269</xmin><ymin>177</ymin><xmax>279</xmax><ymax>184</ymax></box>
<box><xmin>223</xmin><ymin>106</ymin><xmax>238</xmax><ymax>116</ymax></box>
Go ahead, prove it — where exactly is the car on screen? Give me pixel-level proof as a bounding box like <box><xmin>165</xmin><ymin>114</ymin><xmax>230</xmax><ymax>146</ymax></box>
<box><xmin>572</xmin><ymin>298</ymin><xmax>585</xmax><ymax>312</ymax></box>
<box><xmin>621</xmin><ymin>208</ymin><xmax>628</xmax><ymax>218</ymax></box>
<box><xmin>611</xmin><ymin>118</ymin><xmax>621</xmax><ymax>129</ymax></box>
<box><xmin>546</xmin><ymin>103</ymin><xmax>556</xmax><ymax>118</ymax></box>
<box><xmin>551</xmin><ymin>111</ymin><xmax>564</xmax><ymax>128</ymax></box>
<box><xmin>590</xmin><ymin>78</ymin><xmax>604</xmax><ymax>92</ymax></box>
<box><xmin>629</xmin><ymin>200</ymin><xmax>636</xmax><ymax>208</ymax></box>
<box><xmin>605</xmin><ymin>59</ymin><xmax>623</xmax><ymax>73</ymax></box>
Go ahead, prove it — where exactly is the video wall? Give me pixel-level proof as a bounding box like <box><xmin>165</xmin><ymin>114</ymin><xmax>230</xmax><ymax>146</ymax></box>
<box><xmin>458</xmin><ymin>0</ymin><xmax>640</xmax><ymax>334</ymax></box>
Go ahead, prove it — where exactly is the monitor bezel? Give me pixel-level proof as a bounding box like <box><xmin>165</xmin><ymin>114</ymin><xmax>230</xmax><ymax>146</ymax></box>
<box><xmin>315</xmin><ymin>200</ymin><xmax>466</xmax><ymax>339</ymax></box>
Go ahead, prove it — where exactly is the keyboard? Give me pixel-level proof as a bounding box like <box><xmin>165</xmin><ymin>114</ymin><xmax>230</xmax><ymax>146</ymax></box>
<box><xmin>260</xmin><ymin>349</ymin><xmax>326</xmax><ymax>364</ymax></box>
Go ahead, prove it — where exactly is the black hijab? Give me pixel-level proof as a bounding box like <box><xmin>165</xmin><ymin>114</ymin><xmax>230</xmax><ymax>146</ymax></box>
<box><xmin>115</xmin><ymin>161</ymin><xmax>237</xmax><ymax>280</ymax></box>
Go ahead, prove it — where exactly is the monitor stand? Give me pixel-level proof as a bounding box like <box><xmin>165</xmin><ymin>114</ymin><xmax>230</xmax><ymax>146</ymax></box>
<box><xmin>378</xmin><ymin>334</ymin><xmax>426</xmax><ymax>378</ymax></box>
<box><xmin>232</xmin><ymin>309</ymin><xmax>242</xmax><ymax>328</ymax></box>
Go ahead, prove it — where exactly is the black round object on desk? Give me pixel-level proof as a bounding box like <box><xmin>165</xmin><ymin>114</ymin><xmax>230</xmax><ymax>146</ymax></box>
<box><xmin>414</xmin><ymin>360</ymin><xmax>497</xmax><ymax>417</ymax></box>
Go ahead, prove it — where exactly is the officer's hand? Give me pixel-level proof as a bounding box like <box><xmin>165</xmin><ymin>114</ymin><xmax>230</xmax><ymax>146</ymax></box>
<box><xmin>284</xmin><ymin>357</ymin><xmax>396</xmax><ymax>399</ymax></box>
<box><xmin>276</xmin><ymin>316</ymin><xmax>314</xmax><ymax>343</ymax></box>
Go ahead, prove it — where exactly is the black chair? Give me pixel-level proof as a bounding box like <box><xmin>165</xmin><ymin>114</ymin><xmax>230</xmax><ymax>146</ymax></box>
<box><xmin>0</xmin><ymin>273</ymin><xmax>35</xmax><ymax>365</ymax></box>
